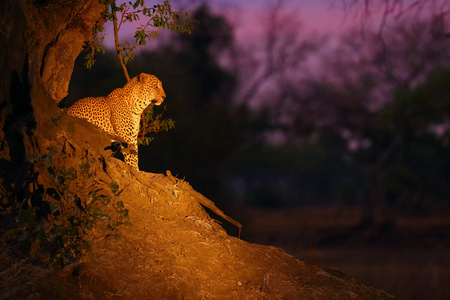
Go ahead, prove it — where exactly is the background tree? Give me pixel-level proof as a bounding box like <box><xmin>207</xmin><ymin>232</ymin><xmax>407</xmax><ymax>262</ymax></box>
<box><xmin>232</xmin><ymin>0</ymin><xmax>319</xmax><ymax>107</ymax></box>
<box><xmin>274</xmin><ymin>14</ymin><xmax>450</xmax><ymax>226</ymax></box>
<box><xmin>339</xmin><ymin>0</ymin><xmax>450</xmax><ymax>35</ymax></box>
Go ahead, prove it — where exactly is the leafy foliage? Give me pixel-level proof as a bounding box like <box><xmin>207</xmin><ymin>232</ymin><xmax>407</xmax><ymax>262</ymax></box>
<box><xmin>0</xmin><ymin>151</ymin><xmax>130</xmax><ymax>267</ymax></box>
<box><xmin>85</xmin><ymin>0</ymin><xmax>196</xmax><ymax>69</ymax></box>
<box><xmin>138</xmin><ymin>104</ymin><xmax>175</xmax><ymax>146</ymax></box>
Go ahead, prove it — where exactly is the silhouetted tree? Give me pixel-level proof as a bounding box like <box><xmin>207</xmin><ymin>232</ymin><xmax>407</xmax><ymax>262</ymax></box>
<box><xmin>272</xmin><ymin>18</ymin><xmax>450</xmax><ymax>225</ymax></box>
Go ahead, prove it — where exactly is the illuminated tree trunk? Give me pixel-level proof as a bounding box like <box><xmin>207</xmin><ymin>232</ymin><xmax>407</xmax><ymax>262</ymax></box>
<box><xmin>0</xmin><ymin>0</ymin><xmax>105</xmax><ymax>195</ymax></box>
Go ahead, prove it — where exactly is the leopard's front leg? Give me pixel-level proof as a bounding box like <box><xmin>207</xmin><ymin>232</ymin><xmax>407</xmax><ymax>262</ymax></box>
<box><xmin>123</xmin><ymin>143</ymin><xmax>139</xmax><ymax>170</ymax></box>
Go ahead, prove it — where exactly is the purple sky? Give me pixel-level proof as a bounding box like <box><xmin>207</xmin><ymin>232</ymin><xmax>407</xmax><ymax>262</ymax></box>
<box><xmin>105</xmin><ymin>0</ymin><xmax>353</xmax><ymax>48</ymax></box>
<box><xmin>105</xmin><ymin>0</ymin><xmax>450</xmax><ymax>49</ymax></box>
<box><xmin>210</xmin><ymin>0</ymin><xmax>352</xmax><ymax>42</ymax></box>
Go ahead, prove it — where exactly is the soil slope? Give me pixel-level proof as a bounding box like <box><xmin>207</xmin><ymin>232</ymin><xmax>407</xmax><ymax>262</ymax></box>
<box><xmin>0</xmin><ymin>115</ymin><xmax>397</xmax><ymax>300</ymax></box>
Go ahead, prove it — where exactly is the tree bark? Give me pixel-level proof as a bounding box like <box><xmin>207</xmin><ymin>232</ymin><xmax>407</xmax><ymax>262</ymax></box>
<box><xmin>0</xmin><ymin>0</ymin><xmax>105</xmax><ymax>204</ymax></box>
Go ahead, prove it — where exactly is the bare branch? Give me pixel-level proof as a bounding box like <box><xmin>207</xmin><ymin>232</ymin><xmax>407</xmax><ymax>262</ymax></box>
<box><xmin>339</xmin><ymin>0</ymin><xmax>450</xmax><ymax>33</ymax></box>
<box><xmin>112</xmin><ymin>7</ymin><xmax>131</xmax><ymax>82</ymax></box>
<box><xmin>236</xmin><ymin>0</ymin><xmax>316</xmax><ymax>105</ymax></box>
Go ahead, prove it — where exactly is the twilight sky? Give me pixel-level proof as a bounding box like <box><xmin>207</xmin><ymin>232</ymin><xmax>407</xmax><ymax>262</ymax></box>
<box><xmin>105</xmin><ymin>0</ymin><xmax>353</xmax><ymax>48</ymax></box>
<box><xmin>106</xmin><ymin>0</ymin><xmax>449</xmax><ymax>49</ymax></box>
<box><xmin>210</xmin><ymin>0</ymin><xmax>348</xmax><ymax>32</ymax></box>
<box><xmin>210</xmin><ymin>0</ymin><xmax>351</xmax><ymax>40</ymax></box>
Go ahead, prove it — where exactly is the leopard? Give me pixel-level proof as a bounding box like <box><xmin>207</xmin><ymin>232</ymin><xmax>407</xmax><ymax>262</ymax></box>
<box><xmin>67</xmin><ymin>73</ymin><xmax>166</xmax><ymax>170</ymax></box>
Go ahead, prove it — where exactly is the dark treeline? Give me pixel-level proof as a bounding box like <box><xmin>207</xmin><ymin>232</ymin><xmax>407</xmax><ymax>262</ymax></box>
<box><xmin>66</xmin><ymin>4</ymin><xmax>450</xmax><ymax>225</ymax></box>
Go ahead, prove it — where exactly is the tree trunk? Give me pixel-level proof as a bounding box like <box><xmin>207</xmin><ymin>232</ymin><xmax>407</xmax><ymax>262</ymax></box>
<box><xmin>0</xmin><ymin>0</ymin><xmax>105</xmax><ymax>197</ymax></box>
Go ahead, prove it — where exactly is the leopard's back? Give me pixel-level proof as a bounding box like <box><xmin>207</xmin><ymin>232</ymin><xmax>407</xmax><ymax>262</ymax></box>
<box><xmin>67</xmin><ymin>97</ymin><xmax>114</xmax><ymax>135</ymax></box>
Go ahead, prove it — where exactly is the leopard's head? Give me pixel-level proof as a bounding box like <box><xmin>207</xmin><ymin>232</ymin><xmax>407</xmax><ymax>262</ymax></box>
<box><xmin>132</xmin><ymin>73</ymin><xmax>166</xmax><ymax>114</ymax></box>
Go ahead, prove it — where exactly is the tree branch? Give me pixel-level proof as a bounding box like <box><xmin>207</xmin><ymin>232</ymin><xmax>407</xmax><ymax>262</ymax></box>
<box><xmin>112</xmin><ymin>7</ymin><xmax>131</xmax><ymax>82</ymax></box>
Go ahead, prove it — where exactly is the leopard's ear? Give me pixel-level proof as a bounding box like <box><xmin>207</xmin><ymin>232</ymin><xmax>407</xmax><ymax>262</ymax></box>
<box><xmin>138</xmin><ymin>73</ymin><xmax>150</xmax><ymax>83</ymax></box>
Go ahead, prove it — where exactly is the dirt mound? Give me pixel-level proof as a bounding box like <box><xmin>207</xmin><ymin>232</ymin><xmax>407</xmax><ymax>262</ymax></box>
<box><xmin>0</xmin><ymin>116</ymin><xmax>396</xmax><ymax>299</ymax></box>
